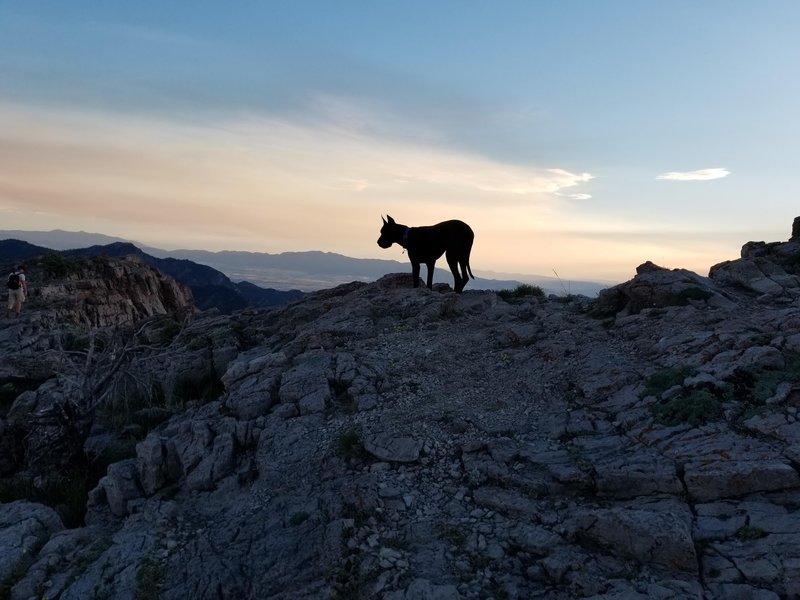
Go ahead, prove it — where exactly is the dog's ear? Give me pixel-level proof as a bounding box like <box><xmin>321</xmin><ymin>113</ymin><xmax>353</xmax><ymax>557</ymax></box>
<box><xmin>387</xmin><ymin>215</ymin><xmax>395</xmax><ymax>225</ymax></box>
<box><xmin>381</xmin><ymin>215</ymin><xmax>387</xmax><ymax>225</ymax></box>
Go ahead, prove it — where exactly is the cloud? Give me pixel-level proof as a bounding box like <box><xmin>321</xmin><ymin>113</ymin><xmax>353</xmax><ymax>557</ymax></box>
<box><xmin>656</xmin><ymin>168</ymin><xmax>730</xmax><ymax>181</ymax></box>
<box><xmin>555</xmin><ymin>191</ymin><xmax>593</xmax><ymax>200</ymax></box>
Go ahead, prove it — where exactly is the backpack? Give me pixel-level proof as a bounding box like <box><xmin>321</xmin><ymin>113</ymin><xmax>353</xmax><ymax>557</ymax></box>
<box><xmin>7</xmin><ymin>272</ymin><xmax>19</xmax><ymax>290</ymax></box>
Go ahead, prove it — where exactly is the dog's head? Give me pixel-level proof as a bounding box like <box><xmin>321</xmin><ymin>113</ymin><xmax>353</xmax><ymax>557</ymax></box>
<box><xmin>377</xmin><ymin>215</ymin><xmax>400</xmax><ymax>249</ymax></box>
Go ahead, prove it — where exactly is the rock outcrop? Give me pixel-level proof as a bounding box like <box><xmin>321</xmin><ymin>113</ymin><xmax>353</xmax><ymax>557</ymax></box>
<box><xmin>4</xmin><ymin>221</ymin><xmax>800</xmax><ymax>598</ymax></box>
<box><xmin>28</xmin><ymin>254</ymin><xmax>194</xmax><ymax>327</ymax></box>
<box><xmin>593</xmin><ymin>260</ymin><xmax>736</xmax><ymax>316</ymax></box>
<box><xmin>709</xmin><ymin>218</ymin><xmax>800</xmax><ymax>301</ymax></box>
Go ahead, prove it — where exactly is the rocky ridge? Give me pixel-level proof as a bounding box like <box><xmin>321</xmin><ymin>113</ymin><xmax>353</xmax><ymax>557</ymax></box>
<box><xmin>3</xmin><ymin>221</ymin><xmax>800</xmax><ymax>598</ymax></box>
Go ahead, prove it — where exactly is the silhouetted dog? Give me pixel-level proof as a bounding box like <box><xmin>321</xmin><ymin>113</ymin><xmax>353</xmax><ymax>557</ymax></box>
<box><xmin>377</xmin><ymin>215</ymin><xmax>475</xmax><ymax>292</ymax></box>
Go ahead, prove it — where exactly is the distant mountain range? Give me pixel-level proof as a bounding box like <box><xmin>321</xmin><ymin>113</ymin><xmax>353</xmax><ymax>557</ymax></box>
<box><xmin>0</xmin><ymin>229</ymin><xmax>613</xmax><ymax>296</ymax></box>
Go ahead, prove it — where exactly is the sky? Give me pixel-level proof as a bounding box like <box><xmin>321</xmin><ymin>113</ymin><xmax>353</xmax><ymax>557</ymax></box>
<box><xmin>1</xmin><ymin>1</ymin><xmax>800</xmax><ymax>284</ymax></box>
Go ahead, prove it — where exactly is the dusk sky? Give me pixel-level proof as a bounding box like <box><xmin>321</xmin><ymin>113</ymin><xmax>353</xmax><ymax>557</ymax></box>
<box><xmin>2</xmin><ymin>2</ymin><xmax>799</xmax><ymax>283</ymax></box>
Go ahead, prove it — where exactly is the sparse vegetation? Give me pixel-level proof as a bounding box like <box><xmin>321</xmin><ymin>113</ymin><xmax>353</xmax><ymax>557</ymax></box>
<box><xmin>436</xmin><ymin>524</ymin><xmax>467</xmax><ymax>547</ymax></box>
<box><xmin>736</xmin><ymin>525</ymin><xmax>767</xmax><ymax>540</ymax></box>
<box><xmin>289</xmin><ymin>511</ymin><xmax>310</xmax><ymax>526</ymax></box>
<box><xmin>652</xmin><ymin>389</ymin><xmax>723</xmax><ymax>427</ymax></box>
<box><xmin>643</xmin><ymin>366</ymin><xmax>696</xmax><ymax>398</ymax></box>
<box><xmin>230</xmin><ymin>321</ymin><xmax>258</xmax><ymax>350</ymax></box>
<box><xmin>497</xmin><ymin>284</ymin><xmax>545</xmax><ymax>303</ymax></box>
<box><xmin>733</xmin><ymin>353</ymin><xmax>800</xmax><ymax>404</ymax></box>
<box><xmin>0</xmin><ymin>554</ymin><xmax>35</xmax><ymax>600</ymax></box>
<box><xmin>0</xmin><ymin>472</ymin><xmax>91</xmax><ymax>528</ymax></box>
<box><xmin>36</xmin><ymin>252</ymin><xmax>86</xmax><ymax>278</ymax></box>
<box><xmin>329</xmin><ymin>379</ymin><xmax>357</xmax><ymax>412</ymax></box>
<box><xmin>74</xmin><ymin>536</ymin><xmax>114</xmax><ymax>574</ymax></box>
<box><xmin>135</xmin><ymin>556</ymin><xmax>167</xmax><ymax>599</ymax></box>
<box><xmin>337</xmin><ymin>427</ymin><xmax>367</xmax><ymax>461</ymax></box>
<box><xmin>647</xmin><ymin>353</ymin><xmax>800</xmax><ymax>429</ymax></box>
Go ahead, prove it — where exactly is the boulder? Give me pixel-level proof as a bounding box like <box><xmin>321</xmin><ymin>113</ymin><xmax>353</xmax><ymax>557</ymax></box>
<box><xmin>0</xmin><ymin>501</ymin><xmax>63</xmax><ymax>582</ymax></box>
<box><xmin>364</xmin><ymin>433</ymin><xmax>423</xmax><ymax>463</ymax></box>
<box><xmin>96</xmin><ymin>459</ymin><xmax>143</xmax><ymax>517</ymax></box>
<box><xmin>136</xmin><ymin>434</ymin><xmax>183</xmax><ymax>496</ymax></box>
<box><xmin>278</xmin><ymin>351</ymin><xmax>332</xmax><ymax>414</ymax></box>
<box><xmin>593</xmin><ymin>262</ymin><xmax>733</xmax><ymax>316</ymax></box>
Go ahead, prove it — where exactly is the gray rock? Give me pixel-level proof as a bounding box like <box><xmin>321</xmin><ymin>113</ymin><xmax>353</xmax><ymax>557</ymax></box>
<box><xmin>186</xmin><ymin>432</ymin><xmax>236</xmax><ymax>490</ymax></box>
<box><xmin>706</xmin><ymin>583</ymin><xmax>780</xmax><ymax>600</ymax></box>
<box><xmin>738</xmin><ymin>345</ymin><xmax>785</xmax><ymax>370</ymax></box>
<box><xmin>386</xmin><ymin>578</ymin><xmax>460</xmax><ymax>600</ymax></box>
<box><xmin>683</xmin><ymin>459</ymin><xmax>800</xmax><ymax>501</ymax></box>
<box><xmin>565</xmin><ymin>503</ymin><xmax>697</xmax><ymax>572</ymax></box>
<box><xmin>278</xmin><ymin>350</ymin><xmax>332</xmax><ymax>413</ymax></box>
<box><xmin>509</xmin><ymin>523</ymin><xmax>561</xmax><ymax>556</ymax></box>
<box><xmin>136</xmin><ymin>434</ymin><xmax>182</xmax><ymax>496</ymax></box>
<box><xmin>364</xmin><ymin>433</ymin><xmax>423</xmax><ymax>463</ymax></box>
<box><xmin>0</xmin><ymin>501</ymin><xmax>63</xmax><ymax>582</ymax></box>
<box><xmin>98</xmin><ymin>459</ymin><xmax>143</xmax><ymax>517</ymax></box>
<box><xmin>710</xmin><ymin>258</ymin><xmax>791</xmax><ymax>296</ymax></box>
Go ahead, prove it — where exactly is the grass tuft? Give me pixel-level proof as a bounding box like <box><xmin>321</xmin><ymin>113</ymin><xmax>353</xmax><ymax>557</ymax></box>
<box><xmin>497</xmin><ymin>284</ymin><xmax>545</xmax><ymax>303</ymax></box>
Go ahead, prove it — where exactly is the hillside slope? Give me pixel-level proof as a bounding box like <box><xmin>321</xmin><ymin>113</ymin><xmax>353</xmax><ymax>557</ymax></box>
<box><xmin>3</xmin><ymin>220</ymin><xmax>800</xmax><ymax>598</ymax></box>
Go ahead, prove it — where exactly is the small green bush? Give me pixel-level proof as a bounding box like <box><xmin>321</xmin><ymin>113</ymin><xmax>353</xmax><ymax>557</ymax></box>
<box><xmin>725</xmin><ymin>352</ymin><xmax>800</xmax><ymax>405</ymax></box>
<box><xmin>652</xmin><ymin>389</ymin><xmax>722</xmax><ymax>427</ymax></box>
<box><xmin>337</xmin><ymin>428</ymin><xmax>366</xmax><ymax>460</ymax></box>
<box><xmin>643</xmin><ymin>366</ymin><xmax>695</xmax><ymax>398</ymax></box>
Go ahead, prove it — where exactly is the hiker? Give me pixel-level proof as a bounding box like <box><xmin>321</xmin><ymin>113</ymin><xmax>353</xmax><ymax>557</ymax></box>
<box><xmin>6</xmin><ymin>264</ymin><xmax>27</xmax><ymax>318</ymax></box>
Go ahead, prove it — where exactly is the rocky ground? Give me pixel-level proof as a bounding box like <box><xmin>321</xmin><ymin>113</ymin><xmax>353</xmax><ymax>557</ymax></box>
<box><xmin>4</xmin><ymin>223</ymin><xmax>800</xmax><ymax>599</ymax></box>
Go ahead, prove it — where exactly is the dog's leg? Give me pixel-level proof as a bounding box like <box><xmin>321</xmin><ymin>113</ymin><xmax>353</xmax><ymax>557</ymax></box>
<box><xmin>446</xmin><ymin>255</ymin><xmax>463</xmax><ymax>292</ymax></box>
<box><xmin>426</xmin><ymin>262</ymin><xmax>436</xmax><ymax>290</ymax></box>
<box><xmin>458</xmin><ymin>261</ymin><xmax>470</xmax><ymax>291</ymax></box>
<box><xmin>411</xmin><ymin>261</ymin><xmax>421</xmax><ymax>288</ymax></box>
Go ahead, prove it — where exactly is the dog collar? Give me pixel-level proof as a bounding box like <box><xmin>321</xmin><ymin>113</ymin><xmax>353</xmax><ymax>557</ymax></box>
<box><xmin>401</xmin><ymin>227</ymin><xmax>410</xmax><ymax>248</ymax></box>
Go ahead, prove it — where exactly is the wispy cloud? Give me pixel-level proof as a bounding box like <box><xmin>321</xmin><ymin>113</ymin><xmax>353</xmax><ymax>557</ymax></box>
<box><xmin>656</xmin><ymin>168</ymin><xmax>730</xmax><ymax>181</ymax></box>
<box><xmin>556</xmin><ymin>191</ymin><xmax>593</xmax><ymax>200</ymax></box>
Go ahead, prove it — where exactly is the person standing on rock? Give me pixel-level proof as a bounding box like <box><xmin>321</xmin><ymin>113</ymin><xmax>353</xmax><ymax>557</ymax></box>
<box><xmin>6</xmin><ymin>264</ymin><xmax>27</xmax><ymax>318</ymax></box>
